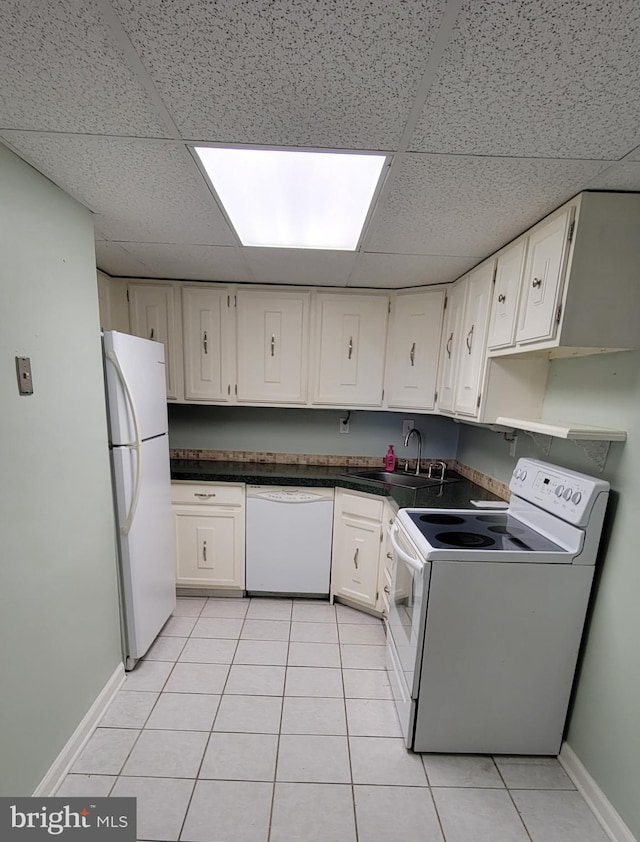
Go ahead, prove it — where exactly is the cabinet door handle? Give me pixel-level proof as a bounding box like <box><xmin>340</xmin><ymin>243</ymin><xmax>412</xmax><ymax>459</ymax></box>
<box><xmin>149</xmin><ymin>327</ymin><xmax>155</xmax><ymax>340</ymax></box>
<box><xmin>383</xmin><ymin>585</ymin><xmax>390</xmax><ymax>594</ymax></box>
<box><xmin>498</xmin><ymin>293</ymin><xmax>506</xmax><ymax>303</ymax></box>
<box><xmin>202</xmin><ymin>541</ymin><xmax>207</xmax><ymax>562</ymax></box>
<box><xmin>409</xmin><ymin>342</ymin><xmax>415</xmax><ymax>366</ymax></box>
<box><xmin>466</xmin><ymin>325</ymin><xmax>474</xmax><ymax>354</ymax></box>
<box><xmin>353</xmin><ymin>547</ymin><xmax>359</xmax><ymax>569</ymax></box>
<box><xmin>194</xmin><ymin>492</ymin><xmax>216</xmax><ymax>498</ymax></box>
<box><xmin>271</xmin><ymin>334</ymin><xmax>275</xmax><ymax>357</ymax></box>
<box><xmin>446</xmin><ymin>332</ymin><xmax>453</xmax><ymax>358</ymax></box>
<box><xmin>532</xmin><ymin>277</ymin><xmax>542</xmax><ymax>288</ymax></box>
<box><xmin>203</xmin><ymin>331</ymin><xmax>208</xmax><ymax>354</ymax></box>
<box><xmin>348</xmin><ymin>336</ymin><xmax>353</xmax><ymax>360</ymax></box>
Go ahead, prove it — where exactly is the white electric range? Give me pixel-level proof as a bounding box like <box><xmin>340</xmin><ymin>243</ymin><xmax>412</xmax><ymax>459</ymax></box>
<box><xmin>386</xmin><ymin>457</ymin><xmax>610</xmax><ymax>755</ymax></box>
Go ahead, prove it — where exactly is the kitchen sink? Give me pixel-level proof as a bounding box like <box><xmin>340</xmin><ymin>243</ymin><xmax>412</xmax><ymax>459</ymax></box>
<box><xmin>344</xmin><ymin>470</ymin><xmax>459</xmax><ymax>489</ymax></box>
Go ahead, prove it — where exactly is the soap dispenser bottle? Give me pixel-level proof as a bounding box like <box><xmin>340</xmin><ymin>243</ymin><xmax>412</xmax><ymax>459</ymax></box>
<box><xmin>385</xmin><ymin>445</ymin><xmax>396</xmax><ymax>472</ymax></box>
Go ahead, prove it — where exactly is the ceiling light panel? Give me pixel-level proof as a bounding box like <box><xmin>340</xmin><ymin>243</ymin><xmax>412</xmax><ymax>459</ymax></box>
<box><xmin>195</xmin><ymin>147</ymin><xmax>386</xmax><ymax>250</ymax></box>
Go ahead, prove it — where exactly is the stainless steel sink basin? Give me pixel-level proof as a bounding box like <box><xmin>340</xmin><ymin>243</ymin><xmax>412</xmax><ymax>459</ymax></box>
<box><xmin>344</xmin><ymin>470</ymin><xmax>458</xmax><ymax>489</ymax></box>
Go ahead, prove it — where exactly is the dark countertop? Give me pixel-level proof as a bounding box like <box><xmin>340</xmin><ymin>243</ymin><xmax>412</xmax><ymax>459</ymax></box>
<box><xmin>170</xmin><ymin>459</ymin><xmax>505</xmax><ymax>510</ymax></box>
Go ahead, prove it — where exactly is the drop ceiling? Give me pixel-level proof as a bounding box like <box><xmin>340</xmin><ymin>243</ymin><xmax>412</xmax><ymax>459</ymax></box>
<box><xmin>1</xmin><ymin>0</ymin><xmax>640</xmax><ymax>289</ymax></box>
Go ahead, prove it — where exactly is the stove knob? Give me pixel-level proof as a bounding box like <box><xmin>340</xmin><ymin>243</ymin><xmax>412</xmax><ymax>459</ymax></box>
<box><xmin>513</xmin><ymin>468</ymin><xmax>521</xmax><ymax>479</ymax></box>
<box><xmin>572</xmin><ymin>490</ymin><xmax>582</xmax><ymax>504</ymax></box>
<box><xmin>555</xmin><ymin>485</ymin><xmax>564</xmax><ymax>497</ymax></box>
<box><xmin>563</xmin><ymin>487</ymin><xmax>573</xmax><ymax>501</ymax></box>
<box><xmin>521</xmin><ymin>470</ymin><xmax>527</xmax><ymax>480</ymax></box>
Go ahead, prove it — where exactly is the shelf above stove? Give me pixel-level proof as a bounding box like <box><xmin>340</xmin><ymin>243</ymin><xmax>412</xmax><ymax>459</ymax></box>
<box><xmin>493</xmin><ymin>417</ymin><xmax>626</xmax><ymax>471</ymax></box>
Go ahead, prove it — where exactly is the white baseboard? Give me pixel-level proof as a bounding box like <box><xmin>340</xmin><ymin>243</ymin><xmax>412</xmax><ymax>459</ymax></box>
<box><xmin>559</xmin><ymin>742</ymin><xmax>637</xmax><ymax>842</ymax></box>
<box><xmin>33</xmin><ymin>663</ymin><xmax>125</xmax><ymax>796</ymax></box>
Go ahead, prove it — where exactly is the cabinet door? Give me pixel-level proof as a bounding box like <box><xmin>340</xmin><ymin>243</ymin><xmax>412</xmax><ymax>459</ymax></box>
<box><xmin>129</xmin><ymin>283</ymin><xmax>181</xmax><ymax>400</ymax></box>
<box><xmin>516</xmin><ymin>208</ymin><xmax>574</xmax><ymax>345</ymax></box>
<box><xmin>236</xmin><ymin>289</ymin><xmax>309</xmax><ymax>403</ymax></box>
<box><xmin>436</xmin><ymin>280</ymin><xmax>466</xmax><ymax>414</ymax></box>
<box><xmin>182</xmin><ymin>287</ymin><xmax>233</xmax><ymax>402</ymax></box>
<box><xmin>312</xmin><ymin>293</ymin><xmax>389</xmax><ymax>406</ymax></box>
<box><xmin>454</xmin><ymin>262</ymin><xmax>494</xmax><ymax>417</ymax></box>
<box><xmin>385</xmin><ymin>289</ymin><xmax>445</xmax><ymax>410</ymax></box>
<box><xmin>174</xmin><ymin>509</ymin><xmax>244</xmax><ymax>589</ymax></box>
<box><xmin>331</xmin><ymin>514</ymin><xmax>381</xmax><ymax>608</ymax></box>
<box><xmin>487</xmin><ymin>240</ymin><xmax>527</xmax><ymax>350</ymax></box>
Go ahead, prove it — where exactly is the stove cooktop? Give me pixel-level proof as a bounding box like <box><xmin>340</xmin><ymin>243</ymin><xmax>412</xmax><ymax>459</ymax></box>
<box><xmin>405</xmin><ymin>511</ymin><xmax>564</xmax><ymax>553</ymax></box>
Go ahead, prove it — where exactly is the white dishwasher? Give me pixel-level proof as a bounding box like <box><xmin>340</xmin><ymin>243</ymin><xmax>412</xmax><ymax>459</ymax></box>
<box><xmin>245</xmin><ymin>485</ymin><xmax>334</xmax><ymax>596</ymax></box>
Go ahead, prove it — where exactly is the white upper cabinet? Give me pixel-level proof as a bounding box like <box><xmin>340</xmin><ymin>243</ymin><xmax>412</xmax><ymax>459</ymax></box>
<box><xmin>490</xmin><ymin>192</ymin><xmax>640</xmax><ymax>358</ymax></box>
<box><xmin>236</xmin><ymin>288</ymin><xmax>310</xmax><ymax>404</ymax></box>
<box><xmin>453</xmin><ymin>261</ymin><xmax>494</xmax><ymax>417</ymax></box>
<box><xmin>128</xmin><ymin>282</ymin><xmax>182</xmax><ymax>401</ymax></box>
<box><xmin>384</xmin><ymin>288</ymin><xmax>445</xmax><ymax>411</ymax></box>
<box><xmin>311</xmin><ymin>292</ymin><xmax>389</xmax><ymax>407</ymax></box>
<box><xmin>182</xmin><ymin>286</ymin><xmax>234</xmax><ymax>403</ymax></box>
<box><xmin>487</xmin><ymin>240</ymin><xmax>527</xmax><ymax>351</ymax></box>
<box><xmin>436</xmin><ymin>278</ymin><xmax>467</xmax><ymax>415</ymax></box>
<box><xmin>516</xmin><ymin>207</ymin><xmax>574</xmax><ymax>346</ymax></box>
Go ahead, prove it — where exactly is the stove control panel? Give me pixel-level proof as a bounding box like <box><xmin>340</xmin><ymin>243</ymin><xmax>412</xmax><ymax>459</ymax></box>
<box><xmin>509</xmin><ymin>458</ymin><xmax>609</xmax><ymax>526</ymax></box>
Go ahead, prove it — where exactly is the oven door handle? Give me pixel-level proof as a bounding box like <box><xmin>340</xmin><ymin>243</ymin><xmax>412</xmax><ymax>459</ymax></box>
<box><xmin>389</xmin><ymin>525</ymin><xmax>424</xmax><ymax>574</ymax></box>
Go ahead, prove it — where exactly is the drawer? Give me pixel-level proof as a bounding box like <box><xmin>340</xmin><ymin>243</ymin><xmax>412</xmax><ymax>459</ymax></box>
<box><xmin>338</xmin><ymin>490</ymin><xmax>384</xmax><ymax>521</ymax></box>
<box><xmin>171</xmin><ymin>481</ymin><xmax>244</xmax><ymax>507</ymax></box>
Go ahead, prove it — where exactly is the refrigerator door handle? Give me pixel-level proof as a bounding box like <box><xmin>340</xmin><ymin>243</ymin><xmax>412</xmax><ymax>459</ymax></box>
<box><xmin>106</xmin><ymin>350</ymin><xmax>143</xmax><ymax>535</ymax></box>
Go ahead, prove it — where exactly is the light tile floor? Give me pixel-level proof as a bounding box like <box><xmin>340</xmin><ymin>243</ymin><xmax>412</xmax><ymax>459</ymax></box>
<box><xmin>59</xmin><ymin>596</ymin><xmax>610</xmax><ymax>842</ymax></box>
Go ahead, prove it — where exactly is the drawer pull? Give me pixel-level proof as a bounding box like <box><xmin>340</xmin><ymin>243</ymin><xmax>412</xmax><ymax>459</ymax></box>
<box><xmin>353</xmin><ymin>547</ymin><xmax>359</xmax><ymax>569</ymax></box>
<box><xmin>194</xmin><ymin>492</ymin><xmax>216</xmax><ymax>499</ymax></box>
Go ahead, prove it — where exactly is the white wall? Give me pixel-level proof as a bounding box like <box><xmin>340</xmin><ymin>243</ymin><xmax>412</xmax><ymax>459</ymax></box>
<box><xmin>0</xmin><ymin>144</ymin><xmax>122</xmax><ymax>795</ymax></box>
<box><xmin>457</xmin><ymin>350</ymin><xmax>640</xmax><ymax>839</ymax></box>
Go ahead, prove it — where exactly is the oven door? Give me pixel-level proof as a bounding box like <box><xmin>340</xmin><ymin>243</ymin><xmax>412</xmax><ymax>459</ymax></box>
<box><xmin>386</xmin><ymin>522</ymin><xmax>430</xmax><ymax>746</ymax></box>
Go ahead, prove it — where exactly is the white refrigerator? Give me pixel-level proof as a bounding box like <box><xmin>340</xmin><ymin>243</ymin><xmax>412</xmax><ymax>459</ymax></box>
<box><xmin>103</xmin><ymin>330</ymin><xmax>176</xmax><ymax>670</ymax></box>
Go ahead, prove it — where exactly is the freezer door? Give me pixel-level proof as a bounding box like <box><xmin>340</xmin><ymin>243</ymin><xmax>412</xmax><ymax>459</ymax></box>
<box><xmin>112</xmin><ymin>433</ymin><xmax>176</xmax><ymax>662</ymax></box>
<box><xmin>104</xmin><ymin>330</ymin><xmax>168</xmax><ymax>444</ymax></box>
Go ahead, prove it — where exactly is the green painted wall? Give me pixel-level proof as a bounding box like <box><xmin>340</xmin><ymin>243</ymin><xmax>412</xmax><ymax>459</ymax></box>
<box><xmin>457</xmin><ymin>350</ymin><xmax>640</xmax><ymax>838</ymax></box>
<box><xmin>168</xmin><ymin>404</ymin><xmax>460</xmax><ymax>462</ymax></box>
<box><xmin>0</xmin><ymin>145</ymin><xmax>122</xmax><ymax>795</ymax></box>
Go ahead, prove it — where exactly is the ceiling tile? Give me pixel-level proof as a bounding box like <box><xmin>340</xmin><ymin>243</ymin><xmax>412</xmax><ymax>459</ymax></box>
<box><xmin>586</xmin><ymin>162</ymin><xmax>640</xmax><ymax>192</ymax></box>
<box><xmin>95</xmin><ymin>240</ymin><xmax>152</xmax><ymax>276</ymax></box>
<box><xmin>0</xmin><ymin>0</ymin><xmax>168</xmax><ymax>136</ymax></box>
<box><xmin>349</xmin><ymin>253</ymin><xmax>479</xmax><ymax>289</ymax></box>
<box><xmin>409</xmin><ymin>0</ymin><xmax>640</xmax><ymax>159</ymax></box>
<box><xmin>102</xmin><ymin>242</ymin><xmax>253</xmax><ymax>282</ymax></box>
<box><xmin>243</xmin><ymin>248</ymin><xmax>357</xmax><ymax>287</ymax></box>
<box><xmin>110</xmin><ymin>0</ymin><xmax>445</xmax><ymax>149</ymax></box>
<box><xmin>0</xmin><ymin>133</ymin><xmax>236</xmax><ymax>246</ymax></box>
<box><xmin>364</xmin><ymin>154</ymin><xmax>611</xmax><ymax>257</ymax></box>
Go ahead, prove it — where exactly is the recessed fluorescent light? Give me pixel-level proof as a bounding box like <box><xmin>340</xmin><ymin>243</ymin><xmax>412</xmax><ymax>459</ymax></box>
<box><xmin>194</xmin><ymin>147</ymin><xmax>386</xmax><ymax>250</ymax></box>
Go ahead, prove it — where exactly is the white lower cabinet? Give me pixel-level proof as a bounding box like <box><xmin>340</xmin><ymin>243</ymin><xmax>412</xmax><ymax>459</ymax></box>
<box><xmin>172</xmin><ymin>482</ymin><xmax>245</xmax><ymax>592</ymax></box>
<box><xmin>331</xmin><ymin>489</ymin><xmax>389</xmax><ymax>613</ymax></box>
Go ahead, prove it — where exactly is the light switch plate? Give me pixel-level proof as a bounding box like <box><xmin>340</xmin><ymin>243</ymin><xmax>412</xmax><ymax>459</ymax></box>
<box><xmin>15</xmin><ymin>356</ymin><xmax>34</xmax><ymax>395</ymax></box>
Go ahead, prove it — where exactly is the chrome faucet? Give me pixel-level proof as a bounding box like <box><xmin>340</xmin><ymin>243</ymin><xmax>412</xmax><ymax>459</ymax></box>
<box><xmin>404</xmin><ymin>428</ymin><xmax>423</xmax><ymax>475</ymax></box>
